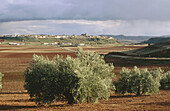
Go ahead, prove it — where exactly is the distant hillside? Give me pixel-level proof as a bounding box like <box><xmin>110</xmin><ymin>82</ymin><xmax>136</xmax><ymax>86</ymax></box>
<box><xmin>108</xmin><ymin>40</ymin><xmax>170</xmax><ymax>58</ymax></box>
<box><xmin>99</xmin><ymin>35</ymin><xmax>155</xmax><ymax>43</ymax></box>
<box><xmin>141</xmin><ymin>37</ymin><xmax>170</xmax><ymax>44</ymax></box>
<box><xmin>0</xmin><ymin>37</ymin><xmax>121</xmax><ymax>45</ymax></box>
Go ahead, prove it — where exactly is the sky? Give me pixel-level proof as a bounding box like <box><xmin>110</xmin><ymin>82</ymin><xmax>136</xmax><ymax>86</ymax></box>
<box><xmin>0</xmin><ymin>0</ymin><xmax>170</xmax><ymax>36</ymax></box>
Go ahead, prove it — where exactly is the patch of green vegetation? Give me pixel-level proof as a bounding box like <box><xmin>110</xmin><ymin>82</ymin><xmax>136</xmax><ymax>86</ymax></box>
<box><xmin>0</xmin><ymin>72</ymin><xmax>3</xmax><ymax>89</ymax></box>
<box><xmin>160</xmin><ymin>71</ymin><xmax>170</xmax><ymax>90</ymax></box>
<box><xmin>24</xmin><ymin>48</ymin><xmax>115</xmax><ymax>105</ymax></box>
<box><xmin>114</xmin><ymin>66</ymin><xmax>162</xmax><ymax>95</ymax></box>
<box><xmin>1</xmin><ymin>37</ymin><xmax>120</xmax><ymax>45</ymax></box>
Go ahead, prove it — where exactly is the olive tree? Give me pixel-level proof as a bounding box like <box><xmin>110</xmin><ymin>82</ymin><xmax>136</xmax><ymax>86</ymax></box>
<box><xmin>160</xmin><ymin>71</ymin><xmax>170</xmax><ymax>90</ymax></box>
<box><xmin>115</xmin><ymin>66</ymin><xmax>162</xmax><ymax>95</ymax></box>
<box><xmin>24</xmin><ymin>55</ymin><xmax>60</xmax><ymax>105</ymax></box>
<box><xmin>24</xmin><ymin>48</ymin><xmax>115</xmax><ymax>105</ymax></box>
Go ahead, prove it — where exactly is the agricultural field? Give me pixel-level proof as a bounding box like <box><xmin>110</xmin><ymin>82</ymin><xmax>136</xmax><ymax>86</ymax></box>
<box><xmin>0</xmin><ymin>44</ymin><xmax>170</xmax><ymax>110</ymax></box>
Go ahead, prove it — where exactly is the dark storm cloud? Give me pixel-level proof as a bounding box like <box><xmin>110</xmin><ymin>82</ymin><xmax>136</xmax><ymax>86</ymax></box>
<box><xmin>1</xmin><ymin>0</ymin><xmax>170</xmax><ymax>22</ymax></box>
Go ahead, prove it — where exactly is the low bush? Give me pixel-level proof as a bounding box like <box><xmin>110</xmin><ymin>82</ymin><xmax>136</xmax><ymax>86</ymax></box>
<box><xmin>0</xmin><ymin>72</ymin><xmax>3</xmax><ymax>89</ymax></box>
<box><xmin>115</xmin><ymin>66</ymin><xmax>162</xmax><ymax>95</ymax></box>
<box><xmin>160</xmin><ymin>71</ymin><xmax>170</xmax><ymax>90</ymax></box>
<box><xmin>24</xmin><ymin>55</ymin><xmax>59</xmax><ymax>105</ymax></box>
<box><xmin>24</xmin><ymin>48</ymin><xmax>115</xmax><ymax>105</ymax></box>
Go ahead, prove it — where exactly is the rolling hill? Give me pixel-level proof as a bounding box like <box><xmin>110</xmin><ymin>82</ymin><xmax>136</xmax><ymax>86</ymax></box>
<box><xmin>100</xmin><ymin>35</ymin><xmax>170</xmax><ymax>44</ymax></box>
<box><xmin>99</xmin><ymin>35</ymin><xmax>155</xmax><ymax>43</ymax></box>
<box><xmin>107</xmin><ymin>40</ymin><xmax>170</xmax><ymax>58</ymax></box>
<box><xmin>141</xmin><ymin>37</ymin><xmax>170</xmax><ymax>44</ymax></box>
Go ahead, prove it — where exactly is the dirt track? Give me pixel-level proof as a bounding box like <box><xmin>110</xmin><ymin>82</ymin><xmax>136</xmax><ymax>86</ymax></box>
<box><xmin>0</xmin><ymin>45</ymin><xmax>170</xmax><ymax>110</ymax></box>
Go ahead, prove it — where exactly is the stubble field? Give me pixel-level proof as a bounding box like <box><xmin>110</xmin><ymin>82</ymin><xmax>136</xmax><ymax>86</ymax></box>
<box><xmin>0</xmin><ymin>45</ymin><xmax>170</xmax><ymax>111</ymax></box>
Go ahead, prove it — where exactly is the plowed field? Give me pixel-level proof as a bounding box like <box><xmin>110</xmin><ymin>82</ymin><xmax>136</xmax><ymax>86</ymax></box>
<box><xmin>0</xmin><ymin>45</ymin><xmax>170</xmax><ymax>111</ymax></box>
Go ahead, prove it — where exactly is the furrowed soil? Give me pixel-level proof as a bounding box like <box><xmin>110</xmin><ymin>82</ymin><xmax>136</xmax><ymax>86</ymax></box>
<box><xmin>0</xmin><ymin>45</ymin><xmax>170</xmax><ymax>111</ymax></box>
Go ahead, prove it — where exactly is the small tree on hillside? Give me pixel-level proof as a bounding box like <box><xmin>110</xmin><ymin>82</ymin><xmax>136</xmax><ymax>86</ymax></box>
<box><xmin>116</xmin><ymin>66</ymin><xmax>162</xmax><ymax>95</ymax></box>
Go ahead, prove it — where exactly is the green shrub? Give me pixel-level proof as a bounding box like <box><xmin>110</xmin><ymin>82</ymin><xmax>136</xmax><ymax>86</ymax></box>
<box><xmin>72</xmin><ymin>49</ymin><xmax>115</xmax><ymax>103</ymax></box>
<box><xmin>0</xmin><ymin>72</ymin><xmax>3</xmax><ymax>89</ymax></box>
<box><xmin>160</xmin><ymin>71</ymin><xmax>170</xmax><ymax>90</ymax></box>
<box><xmin>24</xmin><ymin>55</ymin><xmax>59</xmax><ymax>105</ymax></box>
<box><xmin>115</xmin><ymin>66</ymin><xmax>162</xmax><ymax>95</ymax></box>
<box><xmin>24</xmin><ymin>48</ymin><xmax>115</xmax><ymax>105</ymax></box>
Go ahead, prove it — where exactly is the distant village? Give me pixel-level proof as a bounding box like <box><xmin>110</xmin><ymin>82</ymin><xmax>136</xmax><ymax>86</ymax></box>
<box><xmin>0</xmin><ymin>33</ymin><xmax>115</xmax><ymax>39</ymax></box>
<box><xmin>0</xmin><ymin>33</ymin><xmax>116</xmax><ymax>46</ymax></box>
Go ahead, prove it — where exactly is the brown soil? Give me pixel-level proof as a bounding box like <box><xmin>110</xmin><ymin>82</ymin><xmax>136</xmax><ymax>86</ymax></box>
<box><xmin>0</xmin><ymin>45</ymin><xmax>170</xmax><ymax>111</ymax></box>
<box><xmin>0</xmin><ymin>90</ymin><xmax>169</xmax><ymax>111</ymax></box>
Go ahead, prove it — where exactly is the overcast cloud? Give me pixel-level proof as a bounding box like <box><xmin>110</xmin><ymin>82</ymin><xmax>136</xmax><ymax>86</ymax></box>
<box><xmin>1</xmin><ymin>20</ymin><xmax>170</xmax><ymax>36</ymax></box>
<box><xmin>0</xmin><ymin>0</ymin><xmax>170</xmax><ymax>35</ymax></box>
